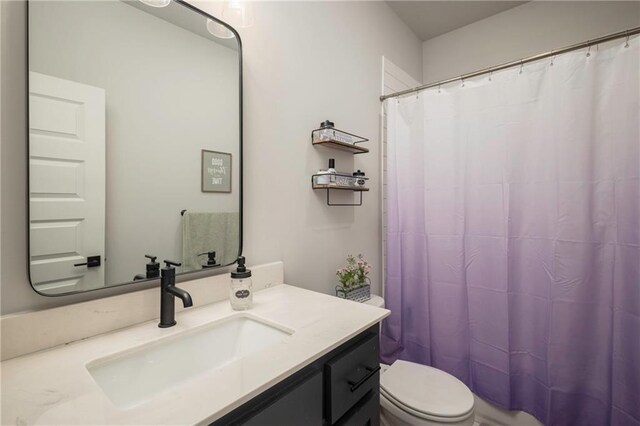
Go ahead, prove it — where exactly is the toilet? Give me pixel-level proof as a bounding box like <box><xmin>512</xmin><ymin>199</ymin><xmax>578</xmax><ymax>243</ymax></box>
<box><xmin>364</xmin><ymin>296</ymin><xmax>475</xmax><ymax>426</ymax></box>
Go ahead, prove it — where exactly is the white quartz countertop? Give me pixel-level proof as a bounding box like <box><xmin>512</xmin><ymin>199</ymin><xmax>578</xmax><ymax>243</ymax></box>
<box><xmin>1</xmin><ymin>284</ymin><xmax>389</xmax><ymax>425</ymax></box>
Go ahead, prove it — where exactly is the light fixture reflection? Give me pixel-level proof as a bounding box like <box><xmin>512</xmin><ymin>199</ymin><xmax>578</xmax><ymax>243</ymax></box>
<box><xmin>139</xmin><ymin>0</ymin><xmax>171</xmax><ymax>8</ymax></box>
<box><xmin>222</xmin><ymin>0</ymin><xmax>254</xmax><ymax>28</ymax></box>
<box><xmin>206</xmin><ymin>19</ymin><xmax>235</xmax><ymax>39</ymax></box>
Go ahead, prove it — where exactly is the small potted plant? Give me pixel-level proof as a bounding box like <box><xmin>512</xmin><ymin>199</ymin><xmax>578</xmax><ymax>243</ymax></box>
<box><xmin>335</xmin><ymin>254</ymin><xmax>371</xmax><ymax>302</ymax></box>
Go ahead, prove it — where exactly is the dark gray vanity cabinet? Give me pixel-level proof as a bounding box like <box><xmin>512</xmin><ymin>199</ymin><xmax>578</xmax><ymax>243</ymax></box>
<box><xmin>212</xmin><ymin>326</ymin><xmax>380</xmax><ymax>426</ymax></box>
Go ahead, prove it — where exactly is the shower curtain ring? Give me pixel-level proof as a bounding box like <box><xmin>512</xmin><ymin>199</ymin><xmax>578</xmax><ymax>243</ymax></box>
<box><xmin>438</xmin><ymin>84</ymin><xmax>441</xmax><ymax>94</ymax></box>
<box><xmin>519</xmin><ymin>60</ymin><xmax>524</xmax><ymax>74</ymax></box>
<box><xmin>488</xmin><ymin>70</ymin><xmax>493</xmax><ymax>82</ymax></box>
<box><xmin>586</xmin><ymin>43</ymin><xmax>591</xmax><ymax>57</ymax></box>
<box><xmin>625</xmin><ymin>31</ymin><xmax>630</xmax><ymax>48</ymax></box>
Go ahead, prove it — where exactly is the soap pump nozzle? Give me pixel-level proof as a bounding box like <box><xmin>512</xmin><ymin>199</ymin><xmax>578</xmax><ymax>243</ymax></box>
<box><xmin>327</xmin><ymin>158</ymin><xmax>336</xmax><ymax>173</ymax></box>
<box><xmin>231</xmin><ymin>256</ymin><xmax>251</xmax><ymax>278</ymax></box>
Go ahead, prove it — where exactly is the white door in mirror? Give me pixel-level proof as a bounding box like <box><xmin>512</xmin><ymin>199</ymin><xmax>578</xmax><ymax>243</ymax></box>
<box><xmin>29</xmin><ymin>72</ymin><xmax>106</xmax><ymax>294</ymax></box>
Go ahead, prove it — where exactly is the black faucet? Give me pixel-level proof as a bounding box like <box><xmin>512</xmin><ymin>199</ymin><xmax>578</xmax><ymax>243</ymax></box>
<box><xmin>158</xmin><ymin>260</ymin><xmax>193</xmax><ymax>328</ymax></box>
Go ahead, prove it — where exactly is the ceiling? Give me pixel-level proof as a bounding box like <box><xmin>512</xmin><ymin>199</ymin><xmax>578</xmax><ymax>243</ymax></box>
<box><xmin>387</xmin><ymin>1</ymin><xmax>527</xmax><ymax>41</ymax></box>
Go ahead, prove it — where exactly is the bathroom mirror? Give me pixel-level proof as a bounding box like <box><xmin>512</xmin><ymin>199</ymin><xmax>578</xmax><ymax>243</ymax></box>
<box><xmin>27</xmin><ymin>0</ymin><xmax>242</xmax><ymax>296</ymax></box>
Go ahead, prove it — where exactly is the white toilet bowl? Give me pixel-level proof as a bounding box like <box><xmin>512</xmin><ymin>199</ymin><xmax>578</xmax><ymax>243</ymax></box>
<box><xmin>364</xmin><ymin>296</ymin><xmax>475</xmax><ymax>426</ymax></box>
<box><xmin>379</xmin><ymin>361</ymin><xmax>475</xmax><ymax>426</ymax></box>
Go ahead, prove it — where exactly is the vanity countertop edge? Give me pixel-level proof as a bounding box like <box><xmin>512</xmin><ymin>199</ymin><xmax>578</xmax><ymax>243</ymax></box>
<box><xmin>0</xmin><ymin>284</ymin><xmax>390</xmax><ymax>425</ymax></box>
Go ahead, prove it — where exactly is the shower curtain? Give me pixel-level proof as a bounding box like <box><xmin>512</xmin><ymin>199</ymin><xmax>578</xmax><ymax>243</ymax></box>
<box><xmin>382</xmin><ymin>38</ymin><xmax>639</xmax><ymax>426</ymax></box>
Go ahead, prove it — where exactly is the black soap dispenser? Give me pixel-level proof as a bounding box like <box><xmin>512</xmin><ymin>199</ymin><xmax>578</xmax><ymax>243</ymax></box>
<box><xmin>145</xmin><ymin>254</ymin><xmax>160</xmax><ymax>278</ymax></box>
<box><xmin>133</xmin><ymin>254</ymin><xmax>160</xmax><ymax>281</ymax></box>
<box><xmin>230</xmin><ymin>256</ymin><xmax>252</xmax><ymax>310</ymax></box>
<box><xmin>198</xmin><ymin>251</ymin><xmax>220</xmax><ymax>269</ymax></box>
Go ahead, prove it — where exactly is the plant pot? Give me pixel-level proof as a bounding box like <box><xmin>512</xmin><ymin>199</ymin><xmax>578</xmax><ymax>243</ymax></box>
<box><xmin>335</xmin><ymin>284</ymin><xmax>371</xmax><ymax>303</ymax></box>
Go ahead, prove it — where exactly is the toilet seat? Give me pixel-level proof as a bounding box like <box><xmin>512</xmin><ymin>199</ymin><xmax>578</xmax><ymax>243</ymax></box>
<box><xmin>380</xmin><ymin>360</ymin><xmax>474</xmax><ymax>422</ymax></box>
<box><xmin>381</xmin><ymin>389</ymin><xmax>472</xmax><ymax>423</ymax></box>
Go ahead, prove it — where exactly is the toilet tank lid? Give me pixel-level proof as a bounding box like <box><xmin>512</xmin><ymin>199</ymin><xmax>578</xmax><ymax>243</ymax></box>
<box><xmin>380</xmin><ymin>360</ymin><xmax>474</xmax><ymax>418</ymax></box>
<box><xmin>363</xmin><ymin>294</ymin><xmax>385</xmax><ymax>308</ymax></box>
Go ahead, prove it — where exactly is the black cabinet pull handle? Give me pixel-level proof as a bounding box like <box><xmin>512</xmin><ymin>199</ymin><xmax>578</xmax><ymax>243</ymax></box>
<box><xmin>347</xmin><ymin>365</ymin><xmax>380</xmax><ymax>392</ymax></box>
<box><xmin>74</xmin><ymin>255</ymin><xmax>101</xmax><ymax>268</ymax></box>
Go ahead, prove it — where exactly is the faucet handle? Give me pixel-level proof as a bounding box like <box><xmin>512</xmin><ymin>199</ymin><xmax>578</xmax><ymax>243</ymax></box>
<box><xmin>145</xmin><ymin>254</ymin><xmax>158</xmax><ymax>263</ymax></box>
<box><xmin>163</xmin><ymin>260</ymin><xmax>182</xmax><ymax>268</ymax></box>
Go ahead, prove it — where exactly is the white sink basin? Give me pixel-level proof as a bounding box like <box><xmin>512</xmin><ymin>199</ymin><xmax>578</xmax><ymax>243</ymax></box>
<box><xmin>86</xmin><ymin>314</ymin><xmax>293</xmax><ymax>409</ymax></box>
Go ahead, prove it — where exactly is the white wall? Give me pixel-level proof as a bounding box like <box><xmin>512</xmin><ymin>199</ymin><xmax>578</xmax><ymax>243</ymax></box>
<box><xmin>422</xmin><ymin>1</ymin><xmax>640</xmax><ymax>83</ymax></box>
<box><xmin>197</xmin><ymin>0</ymin><xmax>423</xmax><ymax>298</ymax></box>
<box><xmin>29</xmin><ymin>0</ymin><xmax>240</xmax><ymax>286</ymax></box>
<box><xmin>0</xmin><ymin>1</ymin><xmax>422</xmax><ymax>314</ymax></box>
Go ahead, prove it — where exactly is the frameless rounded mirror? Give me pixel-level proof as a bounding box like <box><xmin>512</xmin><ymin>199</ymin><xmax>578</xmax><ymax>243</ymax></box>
<box><xmin>27</xmin><ymin>0</ymin><xmax>242</xmax><ymax>296</ymax></box>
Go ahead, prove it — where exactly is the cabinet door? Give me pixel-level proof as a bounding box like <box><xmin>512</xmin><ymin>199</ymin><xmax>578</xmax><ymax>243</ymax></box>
<box><xmin>243</xmin><ymin>370</ymin><xmax>323</xmax><ymax>426</ymax></box>
<box><xmin>335</xmin><ymin>391</ymin><xmax>379</xmax><ymax>426</ymax></box>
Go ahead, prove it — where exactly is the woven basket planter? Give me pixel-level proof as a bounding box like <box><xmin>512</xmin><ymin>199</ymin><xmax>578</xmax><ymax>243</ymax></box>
<box><xmin>335</xmin><ymin>284</ymin><xmax>371</xmax><ymax>303</ymax></box>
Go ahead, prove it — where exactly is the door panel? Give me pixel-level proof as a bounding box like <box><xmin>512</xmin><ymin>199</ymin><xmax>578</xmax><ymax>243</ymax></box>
<box><xmin>30</xmin><ymin>258</ymin><xmax>85</xmax><ymax>285</ymax></box>
<box><xmin>30</xmin><ymin>221</ymin><xmax>83</xmax><ymax>256</ymax></box>
<box><xmin>30</xmin><ymin>95</ymin><xmax>81</xmax><ymax>135</ymax></box>
<box><xmin>29</xmin><ymin>71</ymin><xmax>106</xmax><ymax>293</ymax></box>
<box><xmin>30</xmin><ymin>159</ymin><xmax>84</xmax><ymax>196</ymax></box>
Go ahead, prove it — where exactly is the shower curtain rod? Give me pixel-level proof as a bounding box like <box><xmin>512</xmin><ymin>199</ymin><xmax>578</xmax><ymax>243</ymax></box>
<box><xmin>380</xmin><ymin>26</ymin><xmax>640</xmax><ymax>101</ymax></box>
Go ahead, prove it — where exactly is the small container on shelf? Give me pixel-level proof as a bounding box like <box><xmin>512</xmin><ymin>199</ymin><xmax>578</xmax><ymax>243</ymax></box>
<box><xmin>314</xmin><ymin>171</ymin><xmax>333</xmax><ymax>185</ymax></box>
<box><xmin>353</xmin><ymin>170</ymin><xmax>366</xmax><ymax>187</ymax></box>
<box><xmin>314</xmin><ymin>158</ymin><xmax>337</xmax><ymax>185</ymax></box>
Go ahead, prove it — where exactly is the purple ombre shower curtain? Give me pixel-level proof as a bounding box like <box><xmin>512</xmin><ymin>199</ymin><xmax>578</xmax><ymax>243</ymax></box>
<box><xmin>382</xmin><ymin>38</ymin><xmax>639</xmax><ymax>426</ymax></box>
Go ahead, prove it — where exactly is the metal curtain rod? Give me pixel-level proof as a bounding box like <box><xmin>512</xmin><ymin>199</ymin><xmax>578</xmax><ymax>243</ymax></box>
<box><xmin>380</xmin><ymin>26</ymin><xmax>640</xmax><ymax>101</ymax></box>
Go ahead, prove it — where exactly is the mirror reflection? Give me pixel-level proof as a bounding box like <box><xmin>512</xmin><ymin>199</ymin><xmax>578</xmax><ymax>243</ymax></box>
<box><xmin>28</xmin><ymin>0</ymin><xmax>241</xmax><ymax>295</ymax></box>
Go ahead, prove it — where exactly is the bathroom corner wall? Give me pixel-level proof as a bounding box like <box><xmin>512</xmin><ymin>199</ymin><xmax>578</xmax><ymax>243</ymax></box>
<box><xmin>0</xmin><ymin>1</ymin><xmax>422</xmax><ymax>314</ymax></box>
<box><xmin>422</xmin><ymin>1</ymin><xmax>640</xmax><ymax>84</ymax></box>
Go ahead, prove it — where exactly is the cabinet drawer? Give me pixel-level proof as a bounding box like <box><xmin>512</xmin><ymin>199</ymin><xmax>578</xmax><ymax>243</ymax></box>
<box><xmin>325</xmin><ymin>332</ymin><xmax>380</xmax><ymax>424</ymax></box>
<box><xmin>335</xmin><ymin>391</ymin><xmax>380</xmax><ymax>426</ymax></box>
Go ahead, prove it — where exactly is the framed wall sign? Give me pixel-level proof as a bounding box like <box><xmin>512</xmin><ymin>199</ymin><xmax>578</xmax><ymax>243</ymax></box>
<box><xmin>202</xmin><ymin>150</ymin><xmax>232</xmax><ymax>193</ymax></box>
